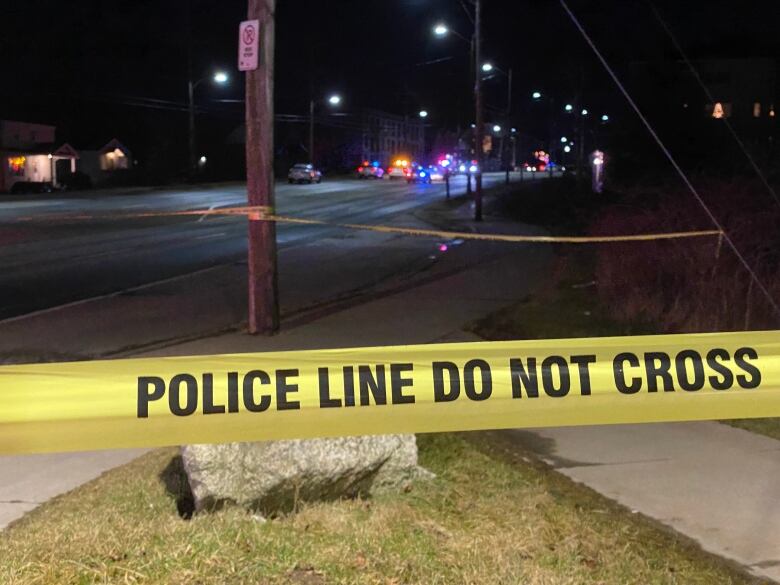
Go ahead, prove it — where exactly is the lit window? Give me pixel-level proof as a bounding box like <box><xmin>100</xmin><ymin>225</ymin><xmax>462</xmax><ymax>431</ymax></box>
<box><xmin>7</xmin><ymin>156</ymin><xmax>26</xmax><ymax>176</ymax></box>
<box><xmin>754</xmin><ymin>103</ymin><xmax>762</xmax><ymax>118</ymax></box>
<box><xmin>708</xmin><ymin>102</ymin><xmax>731</xmax><ymax>119</ymax></box>
<box><xmin>100</xmin><ymin>148</ymin><xmax>128</xmax><ymax>171</ymax></box>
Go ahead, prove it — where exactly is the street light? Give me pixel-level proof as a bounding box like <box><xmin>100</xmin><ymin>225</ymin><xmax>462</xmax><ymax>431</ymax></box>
<box><xmin>419</xmin><ymin>110</ymin><xmax>428</xmax><ymax>118</ymax></box>
<box><xmin>493</xmin><ymin>124</ymin><xmax>502</xmax><ymax>133</ymax></box>
<box><xmin>560</xmin><ymin>136</ymin><xmax>568</xmax><ymax>143</ymax></box>
<box><xmin>431</xmin><ymin>1</ymin><xmax>484</xmax><ymax>220</ymax></box>
<box><xmin>532</xmin><ymin>91</ymin><xmax>542</xmax><ymax>100</ymax></box>
<box><xmin>601</xmin><ymin>114</ymin><xmax>610</xmax><ymax>122</ymax></box>
<box><xmin>564</xmin><ymin>103</ymin><xmax>574</xmax><ymax>112</ymax></box>
<box><xmin>432</xmin><ymin>21</ymin><xmax>471</xmax><ymax>42</ymax></box>
<box><xmin>581</xmin><ymin>108</ymin><xmax>589</xmax><ymax>116</ymax></box>
<box><xmin>188</xmin><ymin>70</ymin><xmax>229</xmax><ymax>174</ymax></box>
<box><xmin>481</xmin><ymin>62</ymin><xmax>494</xmax><ymax>72</ymax></box>
<box><xmin>309</xmin><ymin>93</ymin><xmax>342</xmax><ymax>166</ymax></box>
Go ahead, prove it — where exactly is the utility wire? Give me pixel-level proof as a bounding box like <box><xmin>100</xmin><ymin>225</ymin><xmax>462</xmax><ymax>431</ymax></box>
<box><xmin>558</xmin><ymin>0</ymin><xmax>780</xmax><ymax>320</ymax></box>
<box><xmin>646</xmin><ymin>0</ymin><xmax>780</xmax><ymax>210</ymax></box>
<box><xmin>459</xmin><ymin>0</ymin><xmax>475</xmax><ymax>24</ymax></box>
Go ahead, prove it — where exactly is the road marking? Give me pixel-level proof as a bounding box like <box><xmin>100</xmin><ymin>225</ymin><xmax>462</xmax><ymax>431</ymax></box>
<box><xmin>198</xmin><ymin>204</ymin><xmax>218</xmax><ymax>222</ymax></box>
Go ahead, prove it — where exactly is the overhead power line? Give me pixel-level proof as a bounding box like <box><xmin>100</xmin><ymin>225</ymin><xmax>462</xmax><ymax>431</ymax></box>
<box><xmin>558</xmin><ymin>0</ymin><xmax>780</xmax><ymax>321</ymax></box>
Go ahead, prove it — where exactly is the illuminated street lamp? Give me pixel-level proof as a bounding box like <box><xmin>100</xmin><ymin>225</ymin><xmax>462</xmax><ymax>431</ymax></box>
<box><xmin>560</xmin><ymin>136</ymin><xmax>568</xmax><ymax>143</ymax></box>
<box><xmin>432</xmin><ymin>22</ymin><xmax>470</xmax><ymax>42</ymax></box>
<box><xmin>532</xmin><ymin>91</ymin><xmax>542</xmax><ymax>100</ymax></box>
<box><xmin>419</xmin><ymin>110</ymin><xmax>428</xmax><ymax>118</ymax></box>
<box><xmin>327</xmin><ymin>94</ymin><xmax>342</xmax><ymax>106</ymax></box>
<box><xmin>601</xmin><ymin>114</ymin><xmax>610</xmax><ymax>122</ymax></box>
<box><xmin>188</xmin><ymin>70</ymin><xmax>229</xmax><ymax>174</ymax></box>
<box><xmin>493</xmin><ymin>124</ymin><xmax>502</xmax><ymax>133</ymax></box>
<box><xmin>481</xmin><ymin>62</ymin><xmax>494</xmax><ymax>72</ymax></box>
<box><xmin>564</xmin><ymin>103</ymin><xmax>574</xmax><ymax>112</ymax></box>
<box><xmin>581</xmin><ymin>108</ymin><xmax>589</xmax><ymax>116</ymax></box>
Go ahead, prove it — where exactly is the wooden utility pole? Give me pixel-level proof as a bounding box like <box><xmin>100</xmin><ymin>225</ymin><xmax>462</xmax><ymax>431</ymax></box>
<box><xmin>246</xmin><ymin>0</ymin><xmax>279</xmax><ymax>334</ymax></box>
<box><xmin>473</xmin><ymin>0</ymin><xmax>483</xmax><ymax>221</ymax></box>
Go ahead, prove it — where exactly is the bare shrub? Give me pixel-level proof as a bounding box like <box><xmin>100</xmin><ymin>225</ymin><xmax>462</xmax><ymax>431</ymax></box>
<box><xmin>589</xmin><ymin>177</ymin><xmax>780</xmax><ymax>333</ymax></box>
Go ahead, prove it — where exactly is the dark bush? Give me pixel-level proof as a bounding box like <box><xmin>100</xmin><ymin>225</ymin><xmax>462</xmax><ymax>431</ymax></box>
<box><xmin>589</xmin><ymin>177</ymin><xmax>780</xmax><ymax>332</ymax></box>
<box><xmin>60</xmin><ymin>171</ymin><xmax>93</xmax><ymax>191</ymax></box>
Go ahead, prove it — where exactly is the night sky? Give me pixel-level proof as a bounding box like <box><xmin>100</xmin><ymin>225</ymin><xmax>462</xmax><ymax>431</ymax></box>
<box><xmin>1</xmin><ymin>0</ymin><xmax>777</xmax><ymax>166</ymax></box>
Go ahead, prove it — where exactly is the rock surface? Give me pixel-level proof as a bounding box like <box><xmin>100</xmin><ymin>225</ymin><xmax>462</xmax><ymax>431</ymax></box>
<box><xmin>182</xmin><ymin>434</ymin><xmax>432</xmax><ymax>514</ymax></box>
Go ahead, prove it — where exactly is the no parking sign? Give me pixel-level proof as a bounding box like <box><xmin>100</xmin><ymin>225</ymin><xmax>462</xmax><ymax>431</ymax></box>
<box><xmin>238</xmin><ymin>19</ymin><xmax>259</xmax><ymax>71</ymax></box>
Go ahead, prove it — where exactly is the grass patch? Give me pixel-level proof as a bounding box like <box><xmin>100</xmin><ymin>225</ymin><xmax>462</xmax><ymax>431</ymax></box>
<box><xmin>468</xmin><ymin>250</ymin><xmax>653</xmax><ymax>341</ymax></box>
<box><xmin>0</xmin><ymin>434</ymin><xmax>760</xmax><ymax>584</ymax></box>
<box><xmin>722</xmin><ymin>418</ymin><xmax>780</xmax><ymax>442</ymax></box>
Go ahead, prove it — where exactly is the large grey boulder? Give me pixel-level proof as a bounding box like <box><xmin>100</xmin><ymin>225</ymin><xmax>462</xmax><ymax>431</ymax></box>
<box><xmin>182</xmin><ymin>434</ymin><xmax>432</xmax><ymax>514</ymax></box>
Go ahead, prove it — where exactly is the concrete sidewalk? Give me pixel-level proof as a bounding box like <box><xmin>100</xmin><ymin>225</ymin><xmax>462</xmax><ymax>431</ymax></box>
<box><xmin>507</xmin><ymin>422</ymin><xmax>780</xmax><ymax>582</ymax></box>
<box><xmin>0</xmin><ymin>449</ymin><xmax>147</xmax><ymax>530</ymax></box>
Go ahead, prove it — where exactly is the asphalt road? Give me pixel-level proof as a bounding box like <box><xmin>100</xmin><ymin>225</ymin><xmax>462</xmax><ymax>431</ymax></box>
<box><xmin>0</xmin><ymin>173</ymin><xmax>537</xmax><ymax>320</ymax></box>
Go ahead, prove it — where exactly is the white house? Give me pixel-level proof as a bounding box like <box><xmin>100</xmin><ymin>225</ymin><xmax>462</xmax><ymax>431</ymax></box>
<box><xmin>77</xmin><ymin>138</ymin><xmax>133</xmax><ymax>185</ymax></box>
<box><xmin>0</xmin><ymin>120</ymin><xmax>78</xmax><ymax>192</ymax></box>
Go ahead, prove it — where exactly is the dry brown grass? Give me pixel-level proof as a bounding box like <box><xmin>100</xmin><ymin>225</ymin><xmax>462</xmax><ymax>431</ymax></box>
<box><xmin>0</xmin><ymin>433</ymin><xmax>763</xmax><ymax>584</ymax></box>
<box><xmin>588</xmin><ymin>177</ymin><xmax>780</xmax><ymax>333</ymax></box>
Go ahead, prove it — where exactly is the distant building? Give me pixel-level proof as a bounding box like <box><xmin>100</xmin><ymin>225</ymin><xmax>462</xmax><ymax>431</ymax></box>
<box><xmin>0</xmin><ymin>120</ymin><xmax>78</xmax><ymax>192</ymax></box>
<box><xmin>228</xmin><ymin>107</ymin><xmax>427</xmax><ymax>172</ymax></box>
<box><xmin>629</xmin><ymin>58</ymin><xmax>777</xmax><ymax>164</ymax></box>
<box><xmin>78</xmin><ymin>138</ymin><xmax>134</xmax><ymax>185</ymax></box>
<box><xmin>359</xmin><ymin>109</ymin><xmax>425</xmax><ymax>164</ymax></box>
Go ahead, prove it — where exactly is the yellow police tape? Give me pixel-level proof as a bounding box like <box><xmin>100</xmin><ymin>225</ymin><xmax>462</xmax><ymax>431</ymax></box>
<box><xmin>1</xmin><ymin>331</ymin><xmax>778</xmax><ymax>455</ymax></box>
<box><xmin>19</xmin><ymin>205</ymin><xmax>722</xmax><ymax>244</ymax></box>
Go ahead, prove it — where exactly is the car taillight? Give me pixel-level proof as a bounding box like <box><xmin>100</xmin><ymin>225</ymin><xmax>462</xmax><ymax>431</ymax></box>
<box><xmin>357</xmin><ymin>166</ymin><xmax>364</xmax><ymax>172</ymax></box>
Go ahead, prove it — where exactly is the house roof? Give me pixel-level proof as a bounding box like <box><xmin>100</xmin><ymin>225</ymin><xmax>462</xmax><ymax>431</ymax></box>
<box><xmin>1</xmin><ymin>143</ymin><xmax>79</xmax><ymax>158</ymax></box>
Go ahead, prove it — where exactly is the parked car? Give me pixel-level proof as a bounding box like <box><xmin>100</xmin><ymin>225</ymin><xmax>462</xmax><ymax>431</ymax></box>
<box><xmin>356</xmin><ymin>162</ymin><xmax>384</xmax><ymax>179</ymax></box>
<box><xmin>288</xmin><ymin>163</ymin><xmax>322</xmax><ymax>184</ymax></box>
<box><xmin>9</xmin><ymin>181</ymin><xmax>54</xmax><ymax>194</ymax></box>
